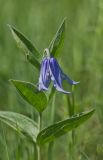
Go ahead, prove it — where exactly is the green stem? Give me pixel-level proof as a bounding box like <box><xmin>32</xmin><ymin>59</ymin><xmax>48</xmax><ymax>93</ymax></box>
<box><xmin>71</xmin><ymin>85</ymin><xmax>75</xmax><ymax>114</ymax></box>
<box><xmin>36</xmin><ymin>145</ymin><xmax>41</xmax><ymax>160</ymax></box>
<box><xmin>47</xmin><ymin>94</ymin><xmax>56</xmax><ymax>160</ymax></box>
<box><xmin>50</xmin><ymin>94</ymin><xmax>56</xmax><ymax>124</ymax></box>
<box><xmin>1</xmin><ymin>124</ymin><xmax>10</xmax><ymax>160</ymax></box>
<box><xmin>34</xmin><ymin>143</ymin><xmax>38</xmax><ymax>160</ymax></box>
<box><xmin>35</xmin><ymin>112</ymin><xmax>42</xmax><ymax>160</ymax></box>
<box><xmin>67</xmin><ymin>95</ymin><xmax>72</xmax><ymax>116</ymax></box>
<box><xmin>39</xmin><ymin>112</ymin><xmax>42</xmax><ymax>131</ymax></box>
<box><xmin>47</xmin><ymin>141</ymin><xmax>54</xmax><ymax>160</ymax></box>
<box><xmin>67</xmin><ymin>85</ymin><xmax>75</xmax><ymax>160</ymax></box>
<box><xmin>71</xmin><ymin>85</ymin><xmax>75</xmax><ymax>147</ymax></box>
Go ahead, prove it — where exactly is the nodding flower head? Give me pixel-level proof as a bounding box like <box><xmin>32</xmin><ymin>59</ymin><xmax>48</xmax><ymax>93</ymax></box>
<box><xmin>38</xmin><ymin>49</ymin><xmax>79</xmax><ymax>94</ymax></box>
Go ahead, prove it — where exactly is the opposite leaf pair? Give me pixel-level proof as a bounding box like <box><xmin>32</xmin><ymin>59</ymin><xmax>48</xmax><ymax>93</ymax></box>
<box><xmin>0</xmin><ymin>19</ymin><xmax>95</xmax><ymax>147</ymax></box>
<box><xmin>9</xmin><ymin>18</ymin><xmax>78</xmax><ymax>95</ymax></box>
<box><xmin>0</xmin><ymin>110</ymin><xmax>94</xmax><ymax>145</ymax></box>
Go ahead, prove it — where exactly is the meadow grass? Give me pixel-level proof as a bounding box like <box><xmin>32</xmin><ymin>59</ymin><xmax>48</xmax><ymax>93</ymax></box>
<box><xmin>0</xmin><ymin>0</ymin><xmax>103</xmax><ymax>159</ymax></box>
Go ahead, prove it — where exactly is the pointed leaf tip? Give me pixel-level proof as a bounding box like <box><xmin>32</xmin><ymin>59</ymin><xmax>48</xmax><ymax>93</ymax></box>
<box><xmin>9</xmin><ymin>25</ymin><xmax>41</xmax><ymax>70</ymax></box>
<box><xmin>37</xmin><ymin>109</ymin><xmax>95</xmax><ymax>145</ymax></box>
<box><xmin>49</xmin><ymin>18</ymin><xmax>66</xmax><ymax>57</ymax></box>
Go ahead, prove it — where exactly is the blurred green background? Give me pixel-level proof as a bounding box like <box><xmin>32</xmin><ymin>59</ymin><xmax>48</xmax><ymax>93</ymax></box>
<box><xmin>0</xmin><ymin>0</ymin><xmax>103</xmax><ymax>159</ymax></box>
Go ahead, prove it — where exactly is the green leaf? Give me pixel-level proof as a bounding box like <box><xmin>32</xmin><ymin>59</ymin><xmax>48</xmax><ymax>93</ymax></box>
<box><xmin>26</xmin><ymin>53</ymin><xmax>40</xmax><ymax>70</ymax></box>
<box><xmin>10</xmin><ymin>79</ymin><xmax>48</xmax><ymax>113</ymax></box>
<box><xmin>37</xmin><ymin>109</ymin><xmax>95</xmax><ymax>145</ymax></box>
<box><xmin>0</xmin><ymin>111</ymin><xmax>39</xmax><ymax>143</ymax></box>
<box><xmin>8</xmin><ymin>25</ymin><xmax>41</xmax><ymax>70</ymax></box>
<box><xmin>49</xmin><ymin>18</ymin><xmax>66</xmax><ymax>57</ymax></box>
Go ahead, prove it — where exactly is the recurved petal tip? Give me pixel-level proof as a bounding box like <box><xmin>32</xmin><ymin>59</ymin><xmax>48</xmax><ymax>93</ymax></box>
<box><xmin>55</xmin><ymin>85</ymin><xmax>72</xmax><ymax>94</ymax></box>
<box><xmin>72</xmin><ymin>81</ymin><xmax>80</xmax><ymax>85</ymax></box>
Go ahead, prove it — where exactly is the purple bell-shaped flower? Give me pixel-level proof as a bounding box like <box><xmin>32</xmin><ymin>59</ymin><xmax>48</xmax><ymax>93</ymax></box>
<box><xmin>38</xmin><ymin>49</ymin><xmax>79</xmax><ymax>94</ymax></box>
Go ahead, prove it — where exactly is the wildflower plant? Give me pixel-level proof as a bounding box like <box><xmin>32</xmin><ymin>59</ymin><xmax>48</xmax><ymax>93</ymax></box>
<box><xmin>0</xmin><ymin>19</ymin><xmax>94</xmax><ymax>160</ymax></box>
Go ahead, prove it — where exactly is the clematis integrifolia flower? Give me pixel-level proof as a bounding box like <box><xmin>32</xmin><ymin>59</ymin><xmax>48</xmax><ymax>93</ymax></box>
<box><xmin>38</xmin><ymin>49</ymin><xmax>79</xmax><ymax>94</ymax></box>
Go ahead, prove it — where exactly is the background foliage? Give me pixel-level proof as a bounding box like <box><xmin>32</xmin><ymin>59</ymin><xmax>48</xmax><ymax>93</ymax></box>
<box><xmin>0</xmin><ymin>0</ymin><xmax>103</xmax><ymax>159</ymax></box>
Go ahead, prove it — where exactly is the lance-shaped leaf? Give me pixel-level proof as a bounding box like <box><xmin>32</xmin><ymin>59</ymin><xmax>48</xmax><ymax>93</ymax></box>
<box><xmin>0</xmin><ymin>111</ymin><xmax>39</xmax><ymax>143</ymax></box>
<box><xmin>10</xmin><ymin>80</ymin><xmax>48</xmax><ymax>113</ymax></box>
<box><xmin>37</xmin><ymin>109</ymin><xmax>95</xmax><ymax>145</ymax></box>
<box><xmin>49</xmin><ymin>18</ymin><xmax>66</xmax><ymax>57</ymax></box>
<box><xmin>8</xmin><ymin>25</ymin><xmax>41</xmax><ymax>70</ymax></box>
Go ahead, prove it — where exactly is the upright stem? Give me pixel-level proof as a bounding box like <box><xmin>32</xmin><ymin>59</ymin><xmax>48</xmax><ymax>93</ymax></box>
<box><xmin>47</xmin><ymin>141</ymin><xmax>54</xmax><ymax>160</ymax></box>
<box><xmin>71</xmin><ymin>85</ymin><xmax>75</xmax><ymax>114</ymax></box>
<box><xmin>35</xmin><ymin>112</ymin><xmax>42</xmax><ymax>160</ymax></box>
<box><xmin>67</xmin><ymin>85</ymin><xmax>75</xmax><ymax>160</ymax></box>
<box><xmin>39</xmin><ymin>112</ymin><xmax>42</xmax><ymax>131</ymax></box>
<box><xmin>71</xmin><ymin>85</ymin><xmax>75</xmax><ymax>146</ymax></box>
<box><xmin>47</xmin><ymin>94</ymin><xmax>56</xmax><ymax>160</ymax></box>
<box><xmin>2</xmin><ymin>124</ymin><xmax>10</xmax><ymax>160</ymax></box>
<box><xmin>36</xmin><ymin>145</ymin><xmax>41</xmax><ymax>160</ymax></box>
<box><xmin>34</xmin><ymin>144</ymin><xmax>37</xmax><ymax>160</ymax></box>
<box><xmin>50</xmin><ymin>94</ymin><xmax>56</xmax><ymax>124</ymax></box>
